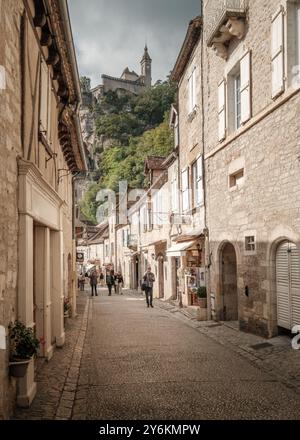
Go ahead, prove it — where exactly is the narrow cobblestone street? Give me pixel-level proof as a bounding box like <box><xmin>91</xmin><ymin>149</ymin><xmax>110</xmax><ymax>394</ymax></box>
<box><xmin>14</xmin><ymin>289</ymin><xmax>300</xmax><ymax>420</ymax></box>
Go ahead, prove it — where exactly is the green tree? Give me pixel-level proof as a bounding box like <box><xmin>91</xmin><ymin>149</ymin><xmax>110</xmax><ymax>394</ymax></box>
<box><xmin>80</xmin><ymin>182</ymin><xmax>101</xmax><ymax>224</ymax></box>
<box><xmin>81</xmin><ymin>78</ymin><xmax>177</xmax><ymax>223</ymax></box>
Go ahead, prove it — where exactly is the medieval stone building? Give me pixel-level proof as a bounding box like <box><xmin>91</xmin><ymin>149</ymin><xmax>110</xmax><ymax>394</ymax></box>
<box><xmin>203</xmin><ymin>0</ymin><xmax>300</xmax><ymax>337</ymax></box>
<box><xmin>94</xmin><ymin>45</ymin><xmax>152</xmax><ymax>101</ymax></box>
<box><xmin>0</xmin><ymin>0</ymin><xmax>86</xmax><ymax>419</ymax></box>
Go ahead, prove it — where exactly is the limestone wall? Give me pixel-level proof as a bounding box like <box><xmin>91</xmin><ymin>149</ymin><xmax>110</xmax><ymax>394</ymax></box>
<box><xmin>203</xmin><ymin>0</ymin><xmax>300</xmax><ymax>336</ymax></box>
<box><xmin>0</xmin><ymin>0</ymin><xmax>24</xmax><ymax>419</ymax></box>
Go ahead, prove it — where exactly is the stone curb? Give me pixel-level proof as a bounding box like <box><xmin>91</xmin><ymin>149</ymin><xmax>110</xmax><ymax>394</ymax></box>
<box><xmin>54</xmin><ymin>298</ymin><xmax>90</xmax><ymax>420</ymax></box>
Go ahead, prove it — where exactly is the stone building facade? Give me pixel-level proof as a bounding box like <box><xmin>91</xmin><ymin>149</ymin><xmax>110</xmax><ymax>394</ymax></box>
<box><xmin>203</xmin><ymin>0</ymin><xmax>300</xmax><ymax>336</ymax></box>
<box><xmin>0</xmin><ymin>0</ymin><xmax>86</xmax><ymax>419</ymax></box>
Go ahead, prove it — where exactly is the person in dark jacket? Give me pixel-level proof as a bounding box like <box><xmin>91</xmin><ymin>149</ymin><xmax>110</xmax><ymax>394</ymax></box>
<box><xmin>89</xmin><ymin>269</ymin><xmax>98</xmax><ymax>297</ymax></box>
<box><xmin>143</xmin><ymin>267</ymin><xmax>155</xmax><ymax>308</ymax></box>
<box><xmin>106</xmin><ymin>269</ymin><xmax>115</xmax><ymax>296</ymax></box>
<box><xmin>115</xmin><ymin>272</ymin><xmax>124</xmax><ymax>295</ymax></box>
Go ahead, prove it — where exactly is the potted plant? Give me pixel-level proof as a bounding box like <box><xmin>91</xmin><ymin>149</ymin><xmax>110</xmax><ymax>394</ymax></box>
<box><xmin>9</xmin><ymin>321</ymin><xmax>40</xmax><ymax>378</ymax></box>
<box><xmin>197</xmin><ymin>286</ymin><xmax>207</xmax><ymax>308</ymax></box>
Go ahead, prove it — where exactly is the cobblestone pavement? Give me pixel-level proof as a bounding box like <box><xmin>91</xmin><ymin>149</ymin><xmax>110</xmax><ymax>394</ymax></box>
<box><xmin>155</xmin><ymin>298</ymin><xmax>300</xmax><ymax>395</ymax></box>
<box><xmin>74</xmin><ymin>289</ymin><xmax>300</xmax><ymax>420</ymax></box>
<box><xmin>14</xmin><ymin>288</ymin><xmax>300</xmax><ymax>420</ymax></box>
<box><xmin>14</xmin><ymin>292</ymin><xmax>89</xmax><ymax>420</ymax></box>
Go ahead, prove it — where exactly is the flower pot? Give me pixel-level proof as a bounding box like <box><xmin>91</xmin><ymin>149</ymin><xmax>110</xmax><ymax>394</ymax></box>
<box><xmin>198</xmin><ymin>298</ymin><xmax>207</xmax><ymax>308</ymax></box>
<box><xmin>9</xmin><ymin>359</ymin><xmax>30</xmax><ymax>378</ymax></box>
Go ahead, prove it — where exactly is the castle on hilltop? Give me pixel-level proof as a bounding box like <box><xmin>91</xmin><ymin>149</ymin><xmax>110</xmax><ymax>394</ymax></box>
<box><xmin>82</xmin><ymin>46</ymin><xmax>152</xmax><ymax>104</ymax></box>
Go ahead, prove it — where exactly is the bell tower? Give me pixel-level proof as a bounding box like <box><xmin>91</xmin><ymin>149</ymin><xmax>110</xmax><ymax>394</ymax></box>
<box><xmin>140</xmin><ymin>46</ymin><xmax>152</xmax><ymax>89</ymax></box>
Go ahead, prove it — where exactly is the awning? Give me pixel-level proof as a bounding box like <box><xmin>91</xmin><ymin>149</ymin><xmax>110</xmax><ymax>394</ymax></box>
<box><xmin>186</xmin><ymin>226</ymin><xmax>204</xmax><ymax>237</ymax></box>
<box><xmin>166</xmin><ymin>241</ymin><xmax>195</xmax><ymax>257</ymax></box>
<box><xmin>175</xmin><ymin>227</ymin><xmax>204</xmax><ymax>243</ymax></box>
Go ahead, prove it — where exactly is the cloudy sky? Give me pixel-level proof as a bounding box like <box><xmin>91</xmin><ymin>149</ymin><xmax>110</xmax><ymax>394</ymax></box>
<box><xmin>69</xmin><ymin>0</ymin><xmax>201</xmax><ymax>88</ymax></box>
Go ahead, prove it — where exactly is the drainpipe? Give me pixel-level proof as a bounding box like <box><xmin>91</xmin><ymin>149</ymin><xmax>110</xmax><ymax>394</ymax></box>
<box><xmin>176</xmin><ymin>95</ymin><xmax>183</xmax><ymax>309</ymax></box>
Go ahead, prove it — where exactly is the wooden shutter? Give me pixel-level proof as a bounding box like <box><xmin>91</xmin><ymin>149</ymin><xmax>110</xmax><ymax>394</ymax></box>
<box><xmin>240</xmin><ymin>51</ymin><xmax>251</xmax><ymax>124</ymax></box>
<box><xmin>271</xmin><ymin>7</ymin><xmax>285</xmax><ymax>98</ymax></box>
<box><xmin>40</xmin><ymin>59</ymin><xmax>49</xmax><ymax>133</ymax></box>
<box><xmin>218</xmin><ymin>79</ymin><xmax>226</xmax><ymax>141</ymax></box>
<box><xmin>276</xmin><ymin>242</ymin><xmax>290</xmax><ymax>329</ymax></box>
<box><xmin>290</xmin><ymin>244</ymin><xmax>300</xmax><ymax>328</ymax></box>
<box><xmin>182</xmin><ymin>169</ymin><xmax>189</xmax><ymax>212</ymax></box>
<box><xmin>197</xmin><ymin>156</ymin><xmax>204</xmax><ymax>206</ymax></box>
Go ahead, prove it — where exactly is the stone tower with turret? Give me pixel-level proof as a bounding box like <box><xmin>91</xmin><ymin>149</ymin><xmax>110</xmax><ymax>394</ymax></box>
<box><xmin>140</xmin><ymin>45</ymin><xmax>152</xmax><ymax>89</ymax></box>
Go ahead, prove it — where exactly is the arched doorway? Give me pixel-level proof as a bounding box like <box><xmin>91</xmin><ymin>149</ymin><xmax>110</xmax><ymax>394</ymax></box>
<box><xmin>276</xmin><ymin>241</ymin><xmax>300</xmax><ymax>330</ymax></box>
<box><xmin>221</xmin><ymin>242</ymin><xmax>238</xmax><ymax>321</ymax></box>
<box><xmin>157</xmin><ymin>254</ymin><xmax>165</xmax><ymax>299</ymax></box>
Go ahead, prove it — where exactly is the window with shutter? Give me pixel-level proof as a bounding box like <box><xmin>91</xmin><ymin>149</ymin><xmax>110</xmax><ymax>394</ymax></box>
<box><xmin>218</xmin><ymin>79</ymin><xmax>226</xmax><ymax>141</ymax></box>
<box><xmin>171</xmin><ymin>171</ymin><xmax>179</xmax><ymax>213</ymax></box>
<box><xmin>240</xmin><ymin>51</ymin><xmax>251</xmax><ymax>124</ymax></box>
<box><xmin>271</xmin><ymin>7</ymin><xmax>285</xmax><ymax>98</ymax></box>
<box><xmin>192</xmin><ymin>156</ymin><xmax>204</xmax><ymax>208</ymax></box>
<box><xmin>182</xmin><ymin>169</ymin><xmax>190</xmax><ymax>212</ymax></box>
<box><xmin>287</xmin><ymin>0</ymin><xmax>300</xmax><ymax>89</ymax></box>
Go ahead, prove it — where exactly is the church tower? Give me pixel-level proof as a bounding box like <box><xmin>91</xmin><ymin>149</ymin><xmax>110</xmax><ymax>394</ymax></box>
<box><xmin>140</xmin><ymin>46</ymin><xmax>152</xmax><ymax>89</ymax></box>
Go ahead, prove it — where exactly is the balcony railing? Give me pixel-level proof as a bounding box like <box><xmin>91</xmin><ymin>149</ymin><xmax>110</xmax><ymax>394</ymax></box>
<box><xmin>206</xmin><ymin>0</ymin><xmax>248</xmax><ymax>51</ymax></box>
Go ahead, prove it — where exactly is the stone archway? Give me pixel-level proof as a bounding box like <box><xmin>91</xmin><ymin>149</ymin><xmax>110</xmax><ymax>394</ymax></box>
<box><xmin>220</xmin><ymin>242</ymin><xmax>238</xmax><ymax>321</ymax></box>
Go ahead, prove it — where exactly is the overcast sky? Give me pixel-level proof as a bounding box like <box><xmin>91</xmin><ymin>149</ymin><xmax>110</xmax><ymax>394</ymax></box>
<box><xmin>68</xmin><ymin>0</ymin><xmax>201</xmax><ymax>88</ymax></box>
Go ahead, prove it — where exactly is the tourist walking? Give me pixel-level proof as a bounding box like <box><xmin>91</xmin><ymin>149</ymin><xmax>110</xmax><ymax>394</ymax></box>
<box><xmin>142</xmin><ymin>267</ymin><xmax>155</xmax><ymax>308</ymax></box>
<box><xmin>89</xmin><ymin>269</ymin><xmax>98</xmax><ymax>297</ymax></box>
<box><xmin>106</xmin><ymin>269</ymin><xmax>115</xmax><ymax>296</ymax></box>
<box><xmin>115</xmin><ymin>272</ymin><xmax>124</xmax><ymax>295</ymax></box>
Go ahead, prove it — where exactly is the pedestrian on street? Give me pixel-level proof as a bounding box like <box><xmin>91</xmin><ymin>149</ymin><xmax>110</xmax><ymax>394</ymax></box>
<box><xmin>115</xmin><ymin>272</ymin><xmax>124</xmax><ymax>295</ymax></box>
<box><xmin>99</xmin><ymin>271</ymin><xmax>105</xmax><ymax>287</ymax></box>
<box><xmin>106</xmin><ymin>269</ymin><xmax>115</xmax><ymax>296</ymax></box>
<box><xmin>110</xmin><ymin>268</ymin><xmax>117</xmax><ymax>293</ymax></box>
<box><xmin>143</xmin><ymin>266</ymin><xmax>155</xmax><ymax>308</ymax></box>
<box><xmin>89</xmin><ymin>269</ymin><xmax>98</xmax><ymax>297</ymax></box>
<box><xmin>79</xmin><ymin>273</ymin><xmax>85</xmax><ymax>291</ymax></box>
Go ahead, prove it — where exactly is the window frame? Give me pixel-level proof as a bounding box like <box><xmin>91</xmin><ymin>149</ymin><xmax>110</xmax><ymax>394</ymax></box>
<box><xmin>234</xmin><ymin>73</ymin><xmax>241</xmax><ymax>130</ymax></box>
<box><xmin>245</xmin><ymin>236</ymin><xmax>256</xmax><ymax>253</ymax></box>
<box><xmin>229</xmin><ymin>168</ymin><xmax>244</xmax><ymax>190</ymax></box>
<box><xmin>182</xmin><ymin>168</ymin><xmax>190</xmax><ymax>213</ymax></box>
<box><xmin>191</xmin><ymin>156</ymin><xmax>204</xmax><ymax>208</ymax></box>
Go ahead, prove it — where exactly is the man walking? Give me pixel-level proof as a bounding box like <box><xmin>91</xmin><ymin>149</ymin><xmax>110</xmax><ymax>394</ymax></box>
<box><xmin>143</xmin><ymin>266</ymin><xmax>155</xmax><ymax>308</ymax></box>
<box><xmin>89</xmin><ymin>269</ymin><xmax>98</xmax><ymax>297</ymax></box>
<box><xmin>106</xmin><ymin>269</ymin><xmax>115</xmax><ymax>296</ymax></box>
